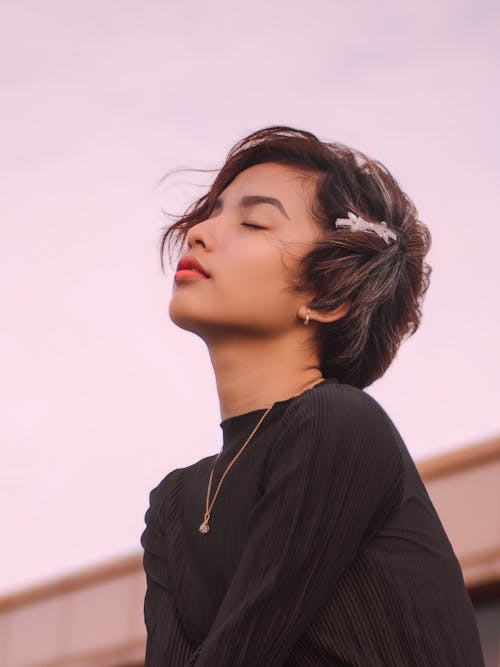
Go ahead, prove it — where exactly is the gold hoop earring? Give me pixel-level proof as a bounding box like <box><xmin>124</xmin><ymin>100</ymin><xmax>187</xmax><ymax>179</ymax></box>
<box><xmin>304</xmin><ymin>308</ymin><xmax>310</xmax><ymax>327</ymax></box>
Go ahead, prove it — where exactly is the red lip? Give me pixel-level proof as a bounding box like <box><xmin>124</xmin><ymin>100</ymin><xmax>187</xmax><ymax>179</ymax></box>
<box><xmin>175</xmin><ymin>269</ymin><xmax>209</xmax><ymax>281</ymax></box>
<box><xmin>175</xmin><ymin>254</ymin><xmax>210</xmax><ymax>279</ymax></box>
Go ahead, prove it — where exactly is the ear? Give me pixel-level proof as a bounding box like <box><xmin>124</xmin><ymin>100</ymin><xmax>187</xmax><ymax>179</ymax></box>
<box><xmin>300</xmin><ymin>300</ymin><xmax>351</xmax><ymax>324</ymax></box>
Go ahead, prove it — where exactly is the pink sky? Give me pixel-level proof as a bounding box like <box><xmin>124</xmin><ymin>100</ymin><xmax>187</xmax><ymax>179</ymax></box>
<box><xmin>1</xmin><ymin>0</ymin><xmax>499</xmax><ymax>595</ymax></box>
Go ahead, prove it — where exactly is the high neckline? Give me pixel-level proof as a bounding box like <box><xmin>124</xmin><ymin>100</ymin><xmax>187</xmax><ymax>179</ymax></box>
<box><xmin>218</xmin><ymin>377</ymin><xmax>339</xmax><ymax>433</ymax></box>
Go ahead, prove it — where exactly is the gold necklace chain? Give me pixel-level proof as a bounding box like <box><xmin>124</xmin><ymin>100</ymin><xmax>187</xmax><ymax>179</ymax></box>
<box><xmin>198</xmin><ymin>404</ymin><xmax>274</xmax><ymax>534</ymax></box>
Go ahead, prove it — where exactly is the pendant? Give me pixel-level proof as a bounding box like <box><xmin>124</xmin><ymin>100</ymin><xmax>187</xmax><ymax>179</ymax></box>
<box><xmin>199</xmin><ymin>521</ymin><xmax>210</xmax><ymax>534</ymax></box>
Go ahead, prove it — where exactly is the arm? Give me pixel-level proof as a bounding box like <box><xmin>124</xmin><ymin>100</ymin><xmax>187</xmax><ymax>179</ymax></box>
<box><xmin>141</xmin><ymin>478</ymin><xmax>197</xmax><ymax>666</ymax></box>
<box><xmin>186</xmin><ymin>385</ymin><xmax>405</xmax><ymax>666</ymax></box>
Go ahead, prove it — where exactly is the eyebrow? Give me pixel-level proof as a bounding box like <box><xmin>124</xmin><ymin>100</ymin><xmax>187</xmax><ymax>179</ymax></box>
<box><xmin>214</xmin><ymin>194</ymin><xmax>290</xmax><ymax>220</ymax></box>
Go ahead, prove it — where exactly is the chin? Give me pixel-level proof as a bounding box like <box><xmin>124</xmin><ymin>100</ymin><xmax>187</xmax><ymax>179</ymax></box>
<box><xmin>169</xmin><ymin>299</ymin><xmax>195</xmax><ymax>329</ymax></box>
<box><xmin>168</xmin><ymin>297</ymin><xmax>211</xmax><ymax>336</ymax></box>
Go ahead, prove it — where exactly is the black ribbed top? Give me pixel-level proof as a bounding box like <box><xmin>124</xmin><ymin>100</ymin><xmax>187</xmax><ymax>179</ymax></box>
<box><xmin>140</xmin><ymin>378</ymin><xmax>485</xmax><ymax>666</ymax></box>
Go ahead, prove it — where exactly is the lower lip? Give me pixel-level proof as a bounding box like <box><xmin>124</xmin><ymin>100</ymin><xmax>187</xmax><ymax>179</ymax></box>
<box><xmin>175</xmin><ymin>269</ymin><xmax>210</xmax><ymax>281</ymax></box>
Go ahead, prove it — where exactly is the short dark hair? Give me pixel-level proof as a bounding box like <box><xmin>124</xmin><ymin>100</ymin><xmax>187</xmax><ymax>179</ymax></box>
<box><xmin>159</xmin><ymin>125</ymin><xmax>432</xmax><ymax>389</ymax></box>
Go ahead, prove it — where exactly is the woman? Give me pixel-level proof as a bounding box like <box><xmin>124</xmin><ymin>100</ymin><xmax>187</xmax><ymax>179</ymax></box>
<box><xmin>140</xmin><ymin>126</ymin><xmax>485</xmax><ymax>666</ymax></box>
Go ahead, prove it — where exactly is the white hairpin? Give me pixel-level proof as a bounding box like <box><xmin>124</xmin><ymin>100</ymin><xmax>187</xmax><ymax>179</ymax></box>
<box><xmin>334</xmin><ymin>211</ymin><xmax>398</xmax><ymax>245</ymax></box>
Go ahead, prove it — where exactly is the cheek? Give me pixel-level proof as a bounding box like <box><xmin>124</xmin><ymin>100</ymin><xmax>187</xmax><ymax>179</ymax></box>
<box><xmin>222</xmin><ymin>248</ymin><xmax>283</xmax><ymax>292</ymax></box>
<box><xmin>218</xmin><ymin>253</ymin><xmax>296</xmax><ymax>316</ymax></box>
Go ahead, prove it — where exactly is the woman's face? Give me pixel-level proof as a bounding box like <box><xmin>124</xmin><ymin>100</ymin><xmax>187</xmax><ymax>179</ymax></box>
<box><xmin>169</xmin><ymin>162</ymin><xmax>324</xmax><ymax>340</ymax></box>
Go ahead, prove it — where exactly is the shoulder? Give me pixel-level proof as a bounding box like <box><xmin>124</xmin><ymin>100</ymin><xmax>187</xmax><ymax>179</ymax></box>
<box><xmin>277</xmin><ymin>379</ymin><xmax>403</xmax><ymax>467</ymax></box>
<box><xmin>282</xmin><ymin>379</ymin><xmax>395</xmax><ymax>434</ymax></box>
<box><xmin>148</xmin><ymin>452</ymin><xmax>216</xmax><ymax>508</ymax></box>
<box><xmin>147</xmin><ymin>467</ymin><xmax>183</xmax><ymax>516</ymax></box>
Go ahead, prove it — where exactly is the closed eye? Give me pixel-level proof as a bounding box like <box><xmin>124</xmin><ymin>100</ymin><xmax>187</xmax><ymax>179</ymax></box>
<box><xmin>242</xmin><ymin>222</ymin><xmax>265</xmax><ymax>229</ymax></box>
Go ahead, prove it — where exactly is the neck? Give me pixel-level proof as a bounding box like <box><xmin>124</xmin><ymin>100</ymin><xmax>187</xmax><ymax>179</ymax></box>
<box><xmin>206</xmin><ymin>331</ymin><xmax>325</xmax><ymax>422</ymax></box>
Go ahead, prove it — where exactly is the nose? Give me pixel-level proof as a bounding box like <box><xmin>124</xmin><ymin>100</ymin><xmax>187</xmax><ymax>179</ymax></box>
<box><xmin>186</xmin><ymin>226</ymin><xmax>206</xmax><ymax>250</ymax></box>
<box><xmin>186</xmin><ymin>216</ymin><xmax>214</xmax><ymax>249</ymax></box>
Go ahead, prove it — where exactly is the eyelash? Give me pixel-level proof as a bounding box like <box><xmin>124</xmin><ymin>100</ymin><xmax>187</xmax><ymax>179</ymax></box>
<box><xmin>242</xmin><ymin>222</ymin><xmax>265</xmax><ymax>230</ymax></box>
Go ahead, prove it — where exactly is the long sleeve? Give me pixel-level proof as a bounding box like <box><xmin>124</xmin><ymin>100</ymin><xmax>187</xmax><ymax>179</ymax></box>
<box><xmin>141</xmin><ymin>480</ymin><xmax>197</xmax><ymax>665</ymax></box>
<box><xmin>187</xmin><ymin>385</ymin><xmax>405</xmax><ymax>666</ymax></box>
